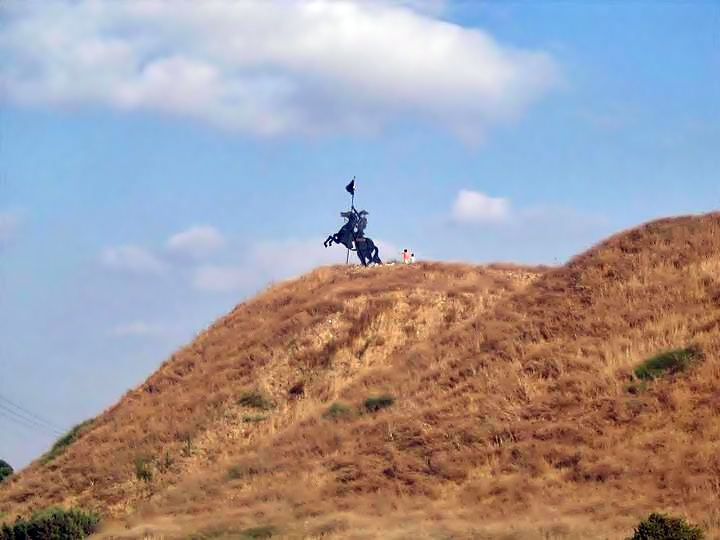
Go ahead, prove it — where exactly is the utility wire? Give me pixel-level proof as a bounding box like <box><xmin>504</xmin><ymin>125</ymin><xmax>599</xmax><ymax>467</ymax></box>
<box><xmin>0</xmin><ymin>401</ymin><xmax>64</xmax><ymax>437</ymax></box>
<box><xmin>0</xmin><ymin>404</ymin><xmax>63</xmax><ymax>437</ymax></box>
<box><xmin>0</xmin><ymin>410</ymin><xmax>57</xmax><ymax>438</ymax></box>
<box><xmin>0</xmin><ymin>412</ymin><xmax>53</xmax><ymax>442</ymax></box>
<box><xmin>0</xmin><ymin>393</ymin><xmax>64</xmax><ymax>433</ymax></box>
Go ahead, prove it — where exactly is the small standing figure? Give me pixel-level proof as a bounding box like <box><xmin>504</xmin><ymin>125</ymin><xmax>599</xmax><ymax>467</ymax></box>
<box><xmin>410</xmin><ymin>253</ymin><xmax>415</xmax><ymax>264</ymax></box>
<box><xmin>402</xmin><ymin>249</ymin><xmax>410</xmax><ymax>264</ymax></box>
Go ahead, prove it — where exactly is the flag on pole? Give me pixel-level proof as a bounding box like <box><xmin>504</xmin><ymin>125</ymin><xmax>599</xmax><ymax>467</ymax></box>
<box><xmin>345</xmin><ymin>177</ymin><xmax>356</xmax><ymax>195</ymax></box>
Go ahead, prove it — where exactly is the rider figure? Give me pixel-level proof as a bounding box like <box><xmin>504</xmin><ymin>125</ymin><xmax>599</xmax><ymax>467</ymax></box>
<box><xmin>340</xmin><ymin>210</ymin><xmax>357</xmax><ymax>249</ymax></box>
<box><xmin>353</xmin><ymin>208</ymin><xmax>368</xmax><ymax>238</ymax></box>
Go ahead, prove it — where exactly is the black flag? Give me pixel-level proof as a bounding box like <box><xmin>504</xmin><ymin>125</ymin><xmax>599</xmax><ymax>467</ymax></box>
<box><xmin>345</xmin><ymin>178</ymin><xmax>355</xmax><ymax>195</ymax></box>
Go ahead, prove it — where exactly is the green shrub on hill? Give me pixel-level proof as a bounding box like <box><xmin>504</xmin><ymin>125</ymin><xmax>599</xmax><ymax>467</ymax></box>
<box><xmin>241</xmin><ymin>525</ymin><xmax>277</xmax><ymax>538</ymax></box>
<box><xmin>225</xmin><ymin>464</ymin><xmax>244</xmax><ymax>481</ymax></box>
<box><xmin>323</xmin><ymin>402</ymin><xmax>353</xmax><ymax>420</ymax></box>
<box><xmin>41</xmin><ymin>420</ymin><xmax>94</xmax><ymax>465</ymax></box>
<box><xmin>0</xmin><ymin>507</ymin><xmax>100</xmax><ymax>540</ymax></box>
<box><xmin>188</xmin><ymin>524</ymin><xmax>277</xmax><ymax>539</ymax></box>
<box><xmin>0</xmin><ymin>460</ymin><xmax>12</xmax><ymax>483</ymax></box>
<box><xmin>363</xmin><ymin>394</ymin><xmax>395</xmax><ymax>412</ymax></box>
<box><xmin>237</xmin><ymin>392</ymin><xmax>275</xmax><ymax>411</ymax></box>
<box><xmin>634</xmin><ymin>347</ymin><xmax>701</xmax><ymax>381</ymax></box>
<box><xmin>134</xmin><ymin>455</ymin><xmax>153</xmax><ymax>482</ymax></box>
<box><xmin>626</xmin><ymin>512</ymin><xmax>704</xmax><ymax>540</ymax></box>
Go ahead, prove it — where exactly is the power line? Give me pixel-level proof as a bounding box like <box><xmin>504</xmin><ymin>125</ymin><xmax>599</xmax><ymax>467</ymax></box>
<box><xmin>0</xmin><ymin>393</ymin><xmax>64</xmax><ymax>433</ymax></box>
<box><xmin>0</xmin><ymin>403</ymin><xmax>63</xmax><ymax>437</ymax></box>
<box><xmin>0</xmin><ymin>410</ymin><xmax>57</xmax><ymax>440</ymax></box>
<box><xmin>0</xmin><ymin>408</ymin><xmax>57</xmax><ymax>441</ymax></box>
<box><xmin>0</xmin><ymin>412</ymin><xmax>53</xmax><ymax>442</ymax></box>
<box><xmin>0</xmin><ymin>399</ymin><xmax>64</xmax><ymax>437</ymax></box>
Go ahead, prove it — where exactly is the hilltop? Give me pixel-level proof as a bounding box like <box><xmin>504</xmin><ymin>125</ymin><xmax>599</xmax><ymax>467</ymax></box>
<box><xmin>2</xmin><ymin>212</ymin><xmax>720</xmax><ymax>539</ymax></box>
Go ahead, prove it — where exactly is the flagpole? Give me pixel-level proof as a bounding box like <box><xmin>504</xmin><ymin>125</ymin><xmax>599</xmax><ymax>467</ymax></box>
<box><xmin>346</xmin><ymin>178</ymin><xmax>355</xmax><ymax>265</ymax></box>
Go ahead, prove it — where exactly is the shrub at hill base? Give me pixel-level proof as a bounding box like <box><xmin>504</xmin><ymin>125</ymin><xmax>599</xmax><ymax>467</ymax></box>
<box><xmin>0</xmin><ymin>507</ymin><xmax>100</xmax><ymax>540</ymax></box>
<box><xmin>0</xmin><ymin>460</ymin><xmax>12</xmax><ymax>483</ymax></box>
<box><xmin>627</xmin><ymin>512</ymin><xmax>705</xmax><ymax>540</ymax></box>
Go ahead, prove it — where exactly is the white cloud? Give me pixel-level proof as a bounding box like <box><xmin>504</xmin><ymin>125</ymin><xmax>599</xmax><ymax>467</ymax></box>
<box><xmin>111</xmin><ymin>321</ymin><xmax>168</xmax><ymax>337</ymax></box>
<box><xmin>193</xmin><ymin>238</ymin><xmax>343</xmax><ymax>292</ymax></box>
<box><xmin>451</xmin><ymin>189</ymin><xmax>510</xmax><ymax>224</ymax></box>
<box><xmin>166</xmin><ymin>225</ymin><xmax>225</xmax><ymax>259</ymax></box>
<box><xmin>192</xmin><ymin>236</ymin><xmax>398</xmax><ymax>292</ymax></box>
<box><xmin>193</xmin><ymin>265</ymin><xmax>252</xmax><ymax>292</ymax></box>
<box><xmin>101</xmin><ymin>245</ymin><xmax>165</xmax><ymax>274</ymax></box>
<box><xmin>0</xmin><ymin>0</ymin><xmax>560</xmax><ymax>138</ymax></box>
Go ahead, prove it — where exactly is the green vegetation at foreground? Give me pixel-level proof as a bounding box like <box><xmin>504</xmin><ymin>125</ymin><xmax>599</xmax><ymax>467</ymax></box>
<box><xmin>0</xmin><ymin>507</ymin><xmax>100</xmax><ymax>540</ymax></box>
<box><xmin>627</xmin><ymin>512</ymin><xmax>704</xmax><ymax>540</ymax></box>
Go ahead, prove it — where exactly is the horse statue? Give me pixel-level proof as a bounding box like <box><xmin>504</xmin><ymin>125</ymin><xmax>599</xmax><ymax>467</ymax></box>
<box><xmin>324</xmin><ymin>210</ymin><xmax>357</xmax><ymax>250</ymax></box>
<box><xmin>324</xmin><ymin>208</ymin><xmax>382</xmax><ymax>267</ymax></box>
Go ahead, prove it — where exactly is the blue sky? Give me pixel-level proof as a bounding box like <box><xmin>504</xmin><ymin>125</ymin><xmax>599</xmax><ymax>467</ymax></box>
<box><xmin>1</xmin><ymin>0</ymin><xmax>718</xmax><ymax>469</ymax></box>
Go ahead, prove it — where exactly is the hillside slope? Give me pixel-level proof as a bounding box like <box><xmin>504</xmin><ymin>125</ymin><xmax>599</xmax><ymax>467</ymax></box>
<box><xmin>0</xmin><ymin>263</ymin><xmax>541</xmax><ymax>530</ymax></box>
<box><xmin>3</xmin><ymin>212</ymin><xmax>720</xmax><ymax>539</ymax></box>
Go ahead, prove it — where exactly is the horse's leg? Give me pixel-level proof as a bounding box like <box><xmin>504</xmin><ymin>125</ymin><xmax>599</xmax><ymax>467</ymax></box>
<box><xmin>361</xmin><ymin>245</ymin><xmax>371</xmax><ymax>267</ymax></box>
<box><xmin>327</xmin><ymin>234</ymin><xmax>342</xmax><ymax>247</ymax></box>
<box><xmin>354</xmin><ymin>240</ymin><xmax>366</xmax><ymax>267</ymax></box>
<box><xmin>364</xmin><ymin>239</ymin><xmax>381</xmax><ymax>265</ymax></box>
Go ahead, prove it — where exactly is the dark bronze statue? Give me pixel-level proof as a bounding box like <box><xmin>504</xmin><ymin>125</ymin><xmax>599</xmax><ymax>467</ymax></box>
<box><xmin>324</xmin><ymin>202</ymin><xmax>382</xmax><ymax>267</ymax></box>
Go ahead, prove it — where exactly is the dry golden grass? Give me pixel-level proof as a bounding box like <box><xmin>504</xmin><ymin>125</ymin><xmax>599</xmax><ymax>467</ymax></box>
<box><xmin>3</xmin><ymin>212</ymin><xmax>720</xmax><ymax>539</ymax></box>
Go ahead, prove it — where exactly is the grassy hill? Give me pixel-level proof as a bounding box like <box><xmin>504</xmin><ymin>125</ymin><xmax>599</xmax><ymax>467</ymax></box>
<box><xmin>2</xmin><ymin>212</ymin><xmax>720</xmax><ymax>539</ymax></box>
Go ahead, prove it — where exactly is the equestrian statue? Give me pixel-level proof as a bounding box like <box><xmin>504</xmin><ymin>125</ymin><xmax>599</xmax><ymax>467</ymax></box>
<box><xmin>324</xmin><ymin>178</ymin><xmax>382</xmax><ymax>267</ymax></box>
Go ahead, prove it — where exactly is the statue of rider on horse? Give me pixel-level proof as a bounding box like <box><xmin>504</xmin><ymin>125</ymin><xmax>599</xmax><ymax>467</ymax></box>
<box><xmin>324</xmin><ymin>178</ymin><xmax>382</xmax><ymax>267</ymax></box>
